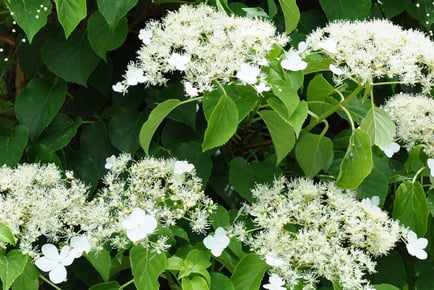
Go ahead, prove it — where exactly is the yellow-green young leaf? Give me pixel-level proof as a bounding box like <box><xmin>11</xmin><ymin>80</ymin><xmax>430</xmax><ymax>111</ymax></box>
<box><xmin>11</xmin><ymin>258</ymin><xmax>39</xmax><ymax>290</ymax></box>
<box><xmin>295</xmin><ymin>133</ymin><xmax>333</xmax><ymax>178</ymax></box>
<box><xmin>139</xmin><ymin>99</ymin><xmax>182</xmax><ymax>155</ymax></box>
<box><xmin>360</xmin><ymin>106</ymin><xmax>396</xmax><ymax>147</ymax></box>
<box><xmin>393</xmin><ymin>181</ymin><xmax>429</xmax><ymax>236</ymax></box>
<box><xmin>0</xmin><ymin>250</ymin><xmax>28</xmax><ymax>290</ymax></box>
<box><xmin>130</xmin><ymin>246</ymin><xmax>166</xmax><ymax>290</ymax></box>
<box><xmin>5</xmin><ymin>0</ymin><xmax>52</xmax><ymax>43</ymax></box>
<box><xmin>0</xmin><ymin>222</ymin><xmax>15</xmax><ymax>246</ymax></box>
<box><xmin>54</xmin><ymin>0</ymin><xmax>87</xmax><ymax>38</ymax></box>
<box><xmin>231</xmin><ymin>254</ymin><xmax>267</xmax><ymax>290</ymax></box>
<box><xmin>202</xmin><ymin>95</ymin><xmax>239</xmax><ymax>151</ymax></box>
<box><xmin>278</xmin><ymin>0</ymin><xmax>300</xmax><ymax>33</ymax></box>
<box><xmin>336</xmin><ymin>128</ymin><xmax>373</xmax><ymax>189</ymax></box>
<box><xmin>182</xmin><ymin>276</ymin><xmax>209</xmax><ymax>290</ymax></box>
<box><xmin>258</xmin><ymin>110</ymin><xmax>296</xmax><ymax>164</ymax></box>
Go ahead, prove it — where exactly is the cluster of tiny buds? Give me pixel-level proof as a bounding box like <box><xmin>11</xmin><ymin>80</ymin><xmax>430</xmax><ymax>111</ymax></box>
<box><xmin>0</xmin><ymin>48</ymin><xmax>7</xmax><ymax>62</ymax></box>
<box><xmin>415</xmin><ymin>1</ymin><xmax>434</xmax><ymax>32</ymax></box>
<box><xmin>9</xmin><ymin>21</ymin><xmax>27</xmax><ymax>44</ymax></box>
<box><xmin>35</xmin><ymin>4</ymin><xmax>49</xmax><ymax>19</ymax></box>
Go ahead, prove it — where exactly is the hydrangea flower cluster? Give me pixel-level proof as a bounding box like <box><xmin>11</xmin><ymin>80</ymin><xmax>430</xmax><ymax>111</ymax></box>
<box><xmin>300</xmin><ymin>19</ymin><xmax>434</xmax><ymax>91</ymax></box>
<box><xmin>382</xmin><ymin>93</ymin><xmax>434</xmax><ymax>157</ymax></box>
<box><xmin>235</xmin><ymin>177</ymin><xmax>407</xmax><ymax>290</ymax></box>
<box><xmin>0</xmin><ymin>163</ymin><xmax>89</xmax><ymax>257</ymax></box>
<box><xmin>84</xmin><ymin>153</ymin><xmax>216</xmax><ymax>251</ymax></box>
<box><xmin>113</xmin><ymin>4</ymin><xmax>287</xmax><ymax>95</ymax></box>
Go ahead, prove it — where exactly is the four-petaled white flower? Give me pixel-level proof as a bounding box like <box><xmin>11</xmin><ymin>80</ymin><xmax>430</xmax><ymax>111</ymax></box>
<box><xmin>112</xmin><ymin>82</ymin><xmax>124</xmax><ymax>93</ymax></box>
<box><xmin>263</xmin><ymin>274</ymin><xmax>286</xmax><ymax>290</ymax></box>
<box><xmin>406</xmin><ymin>230</ymin><xmax>428</xmax><ymax>260</ymax></box>
<box><xmin>126</xmin><ymin>68</ymin><xmax>147</xmax><ymax>86</ymax></box>
<box><xmin>236</xmin><ymin>63</ymin><xmax>260</xmax><ymax>84</ymax></box>
<box><xmin>319</xmin><ymin>39</ymin><xmax>337</xmax><ymax>53</ymax></box>
<box><xmin>280</xmin><ymin>52</ymin><xmax>307</xmax><ymax>71</ymax></box>
<box><xmin>122</xmin><ymin>208</ymin><xmax>158</xmax><ymax>242</ymax></box>
<box><xmin>203</xmin><ymin>227</ymin><xmax>230</xmax><ymax>257</ymax></box>
<box><xmin>168</xmin><ymin>53</ymin><xmax>190</xmax><ymax>71</ymax></box>
<box><xmin>427</xmin><ymin>158</ymin><xmax>434</xmax><ymax>177</ymax></box>
<box><xmin>255</xmin><ymin>82</ymin><xmax>271</xmax><ymax>93</ymax></box>
<box><xmin>329</xmin><ymin>64</ymin><xmax>343</xmax><ymax>75</ymax></box>
<box><xmin>174</xmin><ymin>161</ymin><xmax>195</xmax><ymax>175</ymax></box>
<box><xmin>265</xmin><ymin>254</ymin><xmax>284</xmax><ymax>267</ymax></box>
<box><xmin>105</xmin><ymin>155</ymin><xmax>117</xmax><ymax>170</ymax></box>
<box><xmin>69</xmin><ymin>236</ymin><xmax>91</xmax><ymax>258</ymax></box>
<box><xmin>138</xmin><ymin>29</ymin><xmax>152</xmax><ymax>45</ymax></box>
<box><xmin>184</xmin><ymin>82</ymin><xmax>199</xmax><ymax>97</ymax></box>
<box><xmin>35</xmin><ymin>244</ymin><xmax>75</xmax><ymax>284</ymax></box>
<box><xmin>379</xmin><ymin>142</ymin><xmax>400</xmax><ymax>158</ymax></box>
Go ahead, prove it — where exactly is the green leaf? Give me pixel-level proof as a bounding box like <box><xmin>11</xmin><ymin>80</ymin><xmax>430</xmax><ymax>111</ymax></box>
<box><xmin>319</xmin><ymin>0</ymin><xmax>372</xmax><ymax>20</ymax></box>
<box><xmin>85</xmin><ymin>250</ymin><xmax>111</xmax><ymax>282</ymax></box>
<box><xmin>54</xmin><ymin>0</ymin><xmax>87</xmax><ymax>38</ymax></box>
<box><xmin>139</xmin><ymin>99</ymin><xmax>182</xmax><ymax>155</ymax></box>
<box><xmin>5</xmin><ymin>0</ymin><xmax>52</xmax><ymax>43</ymax></box>
<box><xmin>89</xmin><ymin>281</ymin><xmax>121</xmax><ymax>290</ymax></box>
<box><xmin>288</xmin><ymin>101</ymin><xmax>308</xmax><ymax>137</ymax></box>
<box><xmin>87</xmin><ymin>12</ymin><xmax>128</xmax><ymax>61</ymax></box>
<box><xmin>374</xmin><ymin>284</ymin><xmax>400</xmax><ymax>290</ymax></box>
<box><xmin>0</xmin><ymin>223</ymin><xmax>15</xmax><ymax>246</ymax></box>
<box><xmin>0</xmin><ymin>250</ymin><xmax>28</xmax><ymax>290</ymax></box>
<box><xmin>37</xmin><ymin>114</ymin><xmax>82</xmax><ymax>151</ymax></box>
<box><xmin>393</xmin><ymin>181</ymin><xmax>429</xmax><ymax>236</ymax></box>
<box><xmin>357</xmin><ymin>168</ymin><xmax>388</xmax><ymax>208</ymax></box>
<box><xmin>211</xmin><ymin>272</ymin><xmax>234</xmax><ymax>290</ymax></box>
<box><xmin>0</xmin><ymin>125</ymin><xmax>28</xmax><ymax>167</ymax></box>
<box><xmin>11</xmin><ymin>258</ymin><xmax>39</xmax><ymax>290</ymax></box>
<box><xmin>166</xmin><ymin>256</ymin><xmax>184</xmax><ymax>271</ymax></box>
<box><xmin>209</xmin><ymin>205</ymin><xmax>230</xmax><ymax>229</ymax></box>
<box><xmin>97</xmin><ymin>0</ymin><xmax>138</xmax><ymax>28</ymax></box>
<box><xmin>278</xmin><ymin>0</ymin><xmax>300</xmax><ymax>33</ymax></box>
<box><xmin>360</xmin><ymin>106</ymin><xmax>396</xmax><ymax>147</ymax></box>
<box><xmin>15</xmin><ymin>78</ymin><xmax>67</xmax><ymax>141</ymax></box>
<box><xmin>269</xmin><ymin>80</ymin><xmax>300</xmax><ymax>119</ymax></box>
<box><xmin>295</xmin><ymin>133</ymin><xmax>333</xmax><ymax>178</ymax></box>
<box><xmin>66</xmin><ymin>151</ymin><xmax>100</xmax><ymax>192</ymax></box>
<box><xmin>130</xmin><ymin>246</ymin><xmax>166</xmax><ymax>290</ymax></box>
<box><xmin>27</xmin><ymin>144</ymin><xmax>61</xmax><ymax>166</ymax></box>
<box><xmin>41</xmin><ymin>29</ymin><xmax>101</xmax><ymax>85</ymax></box>
<box><xmin>306</xmin><ymin>74</ymin><xmax>336</xmax><ymax>116</ymax></box>
<box><xmin>231</xmin><ymin>254</ymin><xmax>267</xmax><ymax>290</ymax></box>
<box><xmin>378</xmin><ymin>0</ymin><xmax>409</xmax><ymax>18</ymax></box>
<box><xmin>229</xmin><ymin>157</ymin><xmax>282</xmax><ymax>202</ymax></box>
<box><xmin>336</xmin><ymin>128</ymin><xmax>373</xmax><ymax>189</ymax></box>
<box><xmin>109</xmin><ymin>106</ymin><xmax>145</xmax><ymax>152</ymax></box>
<box><xmin>258</xmin><ymin>110</ymin><xmax>296</xmax><ymax>164</ymax></box>
<box><xmin>182</xmin><ymin>276</ymin><xmax>209</xmax><ymax>290</ymax></box>
<box><xmin>202</xmin><ymin>94</ymin><xmax>239</xmax><ymax>151</ymax></box>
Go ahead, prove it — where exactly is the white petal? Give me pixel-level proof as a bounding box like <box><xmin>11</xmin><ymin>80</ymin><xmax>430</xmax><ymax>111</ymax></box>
<box><xmin>140</xmin><ymin>215</ymin><xmax>158</xmax><ymax>234</ymax></box>
<box><xmin>184</xmin><ymin>82</ymin><xmax>199</xmax><ymax>97</ymax></box>
<box><xmin>126</xmin><ymin>227</ymin><xmax>148</xmax><ymax>242</ymax></box>
<box><xmin>415</xmin><ymin>249</ymin><xmax>428</xmax><ymax>260</ymax></box>
<box><xmin>428</xmin><ymin>158</ymin><xmax>434</xmax><ymax>177</ymax></box>
<box><xmin>237</xmin><ymin>63</ymin><xmax>260</xmax><ymax>84</ymax></box>
<box><xmin>35</xmin><ymin>257</ymin><xmax>57</xmax><ymax>272</ymax></box>
<box><xmin>174</xmin><ymin>161</ymin><xmax>195</xmax><ymax>174</ymax></box>
<box><xmin>281</xmin><ymin>52</ymin><xmax>307</xmax><ymax>71</ymax></box>
<box><xmin>265</xmin><ymin>254</ymin><xmax>284</xmax><ymax>266</ymax></box>
<box><xmin>59</xmin><ymin>246</ymin><xmax>74</xmax><ymax>266</ymax></box>
<box><xmin>407</xmin><ymin>231</ymin><xmax>418</xmax><ymax>244</ymax></box>
<box><xmin>329</xmin><ymin>64</ymin><xmax>343</xmax><ymax>75</ymax></box>
<box><xmin>41</xmin><ymin>244</ymin><xmax>60</xmax><ymax>259</ymax></box>
<box><xmin>70</xmin><ymin>236</ymin><xmax>91</xmax><ymax>257</ymax></box>
<box><xmin>319</xmin><ymin>39</ymin><xmax>337</xmax><ymax>54</ymax></box>
<box><xmin>379</xmin><ymin>142</ymin><xmax>400</xmax><ymax>158</ymax></box>
<box><xmin>49</xmin><ymin>265</ymin><xmax>68</xmax><ymax>284</ymax></box>
<box><xmin>415</xmin><ymin>237</ymin><xmax>428</xmax><ymax>249</ymax></box>
<box><xmin>112</xmin><ymin>82</ymin><xmax>124</xmax><ymax>93</ymax></box>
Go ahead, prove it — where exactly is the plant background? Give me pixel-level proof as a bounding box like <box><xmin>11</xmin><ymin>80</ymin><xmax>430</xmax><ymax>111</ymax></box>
<box><xmin>0</xmin><ymin>0</ymin><xmax>434</xmax><ymax>289</ymax></box>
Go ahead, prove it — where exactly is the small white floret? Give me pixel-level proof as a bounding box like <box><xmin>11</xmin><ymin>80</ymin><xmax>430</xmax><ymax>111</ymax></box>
<box><xmin>263</xmin><ymin>274</ymin><xmax>286</xmax><ymax>290</ymax></box>
<box><xmin>255</xmin><ymin>82</ymin><xmax>271</xmax><ymax>93</ymax></box>
<box><xmin>126</xmin><ymin>68</ymin><xmax>147</xmax><ymax>86</ymax></box>
<box><xmin>168</xmin><ymin>53</ymin><xmax>190</xmax><ymax>71</ymax></box>
<box><xmin>236</xmin><ymin>63</ymin><xmax>260</xmax><ymax>84</ymax></box>
<box><xmin>112</xmin><ymin>82</ymin><xmax>125</xmax><ymax>93</ymax></box>
<box><xmin>265</xmin><ymin>254</ymin><xmax>284</xmax><ymax>267</ymax></box>
<box><xmin>69</xmin><ymin>236</ymin><xmax>91</xmax><ymax>258</ymax></box>
<box><xmin>35</xmin><ymin>244</ymin><xmax>75</xmax><ymax>284</ymax></box>
<box><xmin>406</xmin><ymin>230</ymin><xmax>428</xmax><ymax>260</ymax></box>
<box><xmin>138</xmin><ymin>29</ymin><xmax>152</xmax><ymax>45</ymax></box>
<box><xmin>427</xmin><ymin>158</ymin><xmax>434</xmax><ymax>177</ymax></box>
<box><xmin>203</xmin><ymin>227</ymin><xmax>230</xmax><ymax>257</ymax></box>
<box><xmin>184</xmin><ymin>82</ymin><xmax>199</xmax><ymax>97</ymax></box>
<box><xmin>319</xmin><ymin>39</ymin><xmax>338</xmax><ymax>54</ymax></box>
<box><xmin>105</xmin><ymin>155</ymin><xmax>117</xmax><ymax>170</ymax></box>
<box><xmin>379</xmin><ymin>142</ymin><xmax>400</xmax><ymax>158</ymax></box>
<box><xmin>122</xmin><ymin>208</ymin><xmax>157</xmax><ymax>242</ymax></box>
<box><xmin>174</xmin><ymin>160</ymin><xmax>195</xmax><ymax>175</ymax></box>
<box><xmin>329</xmin><ymin>64</ymin><xmax>343</xmax><ymax>75</ymax></box>
<box><xmin>281</xmin><ymin>52</ymin><xmax>307</xmax><ymax>71</ymax></box>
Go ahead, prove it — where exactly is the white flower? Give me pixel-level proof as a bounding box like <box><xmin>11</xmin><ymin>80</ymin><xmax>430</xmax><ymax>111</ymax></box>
<box><xmin>363</xmin><ymin>196</ymin><xmax>380</xmax><ymax>207</ymax></box>
<box><xmin>427</xmin><ymin>158</ymin><xmax>434</xmax><ymax>177</ymax></box>
<box><xmin>184</xmin><ymin>82</ymin><xmax>199</xmax><ymax>97</ymax></box>
<box><xmin>329</xmin><ymin>64</ymin><xmax>343</xmax><ymax>75</ymax></box>
<box><xmin>318</xmin><ymin>39</ymin><xmax>337</xmax><ymax>54</ymax></box>
<box><xmin>281</xmin><ymin>52</ymin><xmax>307</xmax><ymax>71</ymax></box>
<box><xmin>35</xmin><ymin>244</ymin><xmax>75</xmax><ymax>284</ymax></box>
<box><xmin>255</xmin><ymin>82</ymin><xmax>271</xmax><ymax>93</ymax></box>
<box><xmin>168</xmin><ymin>53</ymin><xmax>190</xmax><ymax>71</ymax></box>
<box><xmin>105</xmin><ymin>155</ymin><xmax>117</xmax><ymax>170</ymax></box>
<box><xmin>265</xmin><ymin>254</ymin><xmax>284</xmax><ymax>267</ymax></box>
<box><xmin>138</xmin><ymin>29</ymin><xmax>152</xmax><ymax>45</ymax></box>
<box><xmin>122</xmin><ymin>208</ymin><xmax>157</xmax><ymax>242</ymax></box>
<box><xmin>263</xmin><ymin>274</ymin><xmax>286</xmax><ymax>290</ymax></box>
<box><xmin>112</xmin><ymin>82</ymin><xmax>124</xmax><ymax>93</ymax></box>
<box><xmin>236</xmin><ymin>63</ymin><xmax>260</xmax><ymax>84</ymax></box>
<box><xmin>173</xmin><ymin>161</ymin><xmax>195</xmax><ymax>175</ymax></box>
<box><xmin>203</xmin><ymin>227</ymin><xmax>230</xmax><ymax>257</ymax></box>
<box><xmin>379</xmin><ymin>142</ymin><xmax>400</xmax><ymax>158</ymax></box>
<box><xmin>126</xmin><ymin>67</ymin><xmax>147</xmax><ymax>86</ymax></box>
<box><xmin>69</xmin><ymin>236</ymin><xmax>91</xmax><ymax>258</ymax></box>
<box><xmin>406</xmin><ymin>230</ymin><xmax>428</xmax><ymax>260</ymax></box>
